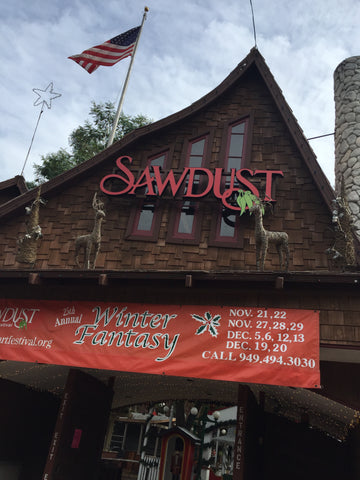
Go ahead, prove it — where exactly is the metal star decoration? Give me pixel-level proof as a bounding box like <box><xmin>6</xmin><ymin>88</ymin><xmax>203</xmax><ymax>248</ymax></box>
<box><xmin>33</xmin><ymin>82</ymin><xmax>61</xmax><ymax>109</ymax></box>
<box><xmin>20</xmin><ymin>82</ymin><xmax>62</xmax><ymax>176</ymax></box>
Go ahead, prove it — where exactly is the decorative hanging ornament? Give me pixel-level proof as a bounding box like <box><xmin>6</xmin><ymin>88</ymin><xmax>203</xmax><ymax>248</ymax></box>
<box><xmin>33</xmin><ymin>82</ymin><xmax>61</xmax><ymax>109</ymax></box>
<box><xmin>20</xmin><ymin>82</ymin><xmax>61</xmax><ymax>177</ymax></box>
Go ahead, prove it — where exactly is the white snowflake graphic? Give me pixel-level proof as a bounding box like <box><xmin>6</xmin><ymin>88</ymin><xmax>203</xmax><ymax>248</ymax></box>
<box><xmin>192</xmin><ymin>311</ymin><xmax>221</xmax><ymax>337</ymax></box>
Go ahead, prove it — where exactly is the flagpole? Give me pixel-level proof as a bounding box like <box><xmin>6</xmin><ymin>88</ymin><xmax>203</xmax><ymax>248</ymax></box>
<box><xmin>106</xmin><ymin>6</ymin><xmax>149</xmax><ymax>147</ymax></box>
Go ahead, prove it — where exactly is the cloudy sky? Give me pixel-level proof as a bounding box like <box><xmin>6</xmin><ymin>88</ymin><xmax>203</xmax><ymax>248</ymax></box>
<box><xmin>1</xmin><ymin>0</ymin><xmax>359</xmax><ymax>187</ymax></box>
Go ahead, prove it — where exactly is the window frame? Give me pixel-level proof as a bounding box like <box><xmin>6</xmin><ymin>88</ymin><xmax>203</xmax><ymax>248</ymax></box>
<box><xmin>209</xmin><ymin>206</ymin><xmax>244</xmax><ymax>247</ymax></box>
<box><xmin>126</xmin><ymin>149</ymin><xmax>171</xmax><ymax>242</ymax></box>
<box><xmin>209</xmin><ymin>114</ymin><xmax>253</xmax><ymax>247</ymax></box>
<box><xmin>167</xmin><ymin>131</ymin><xmax>213</xmax><ymax>244</ymax></box>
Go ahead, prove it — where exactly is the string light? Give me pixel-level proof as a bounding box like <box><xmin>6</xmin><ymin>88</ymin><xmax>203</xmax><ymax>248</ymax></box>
<box><xmin>0</xmin><ymin>361</ymin><xmax>358</xmax><ymax>441</ymax></box>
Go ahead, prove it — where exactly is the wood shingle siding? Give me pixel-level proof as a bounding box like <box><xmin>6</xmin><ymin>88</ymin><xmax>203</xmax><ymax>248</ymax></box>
<box><xmin>0</xmin><ymin>49</ymin><xmax>357</xmax><ymax>347</ymax></box>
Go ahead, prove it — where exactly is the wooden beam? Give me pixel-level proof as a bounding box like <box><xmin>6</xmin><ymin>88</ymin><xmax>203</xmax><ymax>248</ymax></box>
<box><xmin>28</xmin><ymin>273</ymin><xmax>41</xmax><ymax>285</ymax></box>
<box><xmin>99</xmin><ymin>274</ymin><xmax>108</xmax><ymax>286</ymax></box>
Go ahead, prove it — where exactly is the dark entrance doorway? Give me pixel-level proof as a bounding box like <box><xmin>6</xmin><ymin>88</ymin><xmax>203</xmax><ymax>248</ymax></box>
<box><xmin>43</xmin><ymin>369</ymin><xmax>114</xmax><ymax>480</ymax></box>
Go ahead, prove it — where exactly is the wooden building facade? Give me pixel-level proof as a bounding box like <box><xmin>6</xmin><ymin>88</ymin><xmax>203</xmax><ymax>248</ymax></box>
<box><xmin>0</xmin><ymin>48</ymin><xmax>360</xmax><ymax>479</ymax></box>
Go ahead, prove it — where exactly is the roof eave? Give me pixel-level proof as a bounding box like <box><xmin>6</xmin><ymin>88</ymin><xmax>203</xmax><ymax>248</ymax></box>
<box><xmin>0</xmin><ymin>269</ymin><xmax>359</xmax><ymax>287</ymax></box>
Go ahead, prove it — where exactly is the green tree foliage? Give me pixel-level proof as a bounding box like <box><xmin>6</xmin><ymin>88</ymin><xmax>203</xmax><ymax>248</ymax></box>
<box><xmin>29</xmin><ymin>102</ymin><xmax>152</xmax><ymax>187</ymax></box>
<box><xmin>33</xmin><ymin>148</ymin><xmax>75</xmax><ymax>183</ymax></box>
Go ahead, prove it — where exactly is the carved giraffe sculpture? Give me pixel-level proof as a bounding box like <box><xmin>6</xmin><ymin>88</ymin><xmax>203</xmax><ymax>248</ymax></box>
<box><xmin>325</xmin><ymin>177</ymin><xmax>356</xmax><ymax>268</ymax></box>
<box><xmin>75</xmin><ymin>193</ymin><xmax>105</xmax><ymax>269</ymax></box>
<box><xmin>17</xmin><ymin>187</ymin><xmax>45</xmax><ymax>264</ymax></box>
<box><xmin>250</xmin><ymin>202</ymin><xmax>289</xmax><ymax>271</ymax></box>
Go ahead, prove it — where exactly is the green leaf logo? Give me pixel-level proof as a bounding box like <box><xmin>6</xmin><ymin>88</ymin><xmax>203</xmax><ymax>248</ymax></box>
<box><xmin>236</xmin><ymin>190</ymin><xmax>264</xmax><ymax>215</ymax></box>
<box><xmin>192</xmin><ymin>312</ymin><xmax>221</xmax><ymax>338</ymax></box>
<box><xmin>19</xmin><ymin>320</ymin><xmax>27</xmax><ymax>330</ymax></box>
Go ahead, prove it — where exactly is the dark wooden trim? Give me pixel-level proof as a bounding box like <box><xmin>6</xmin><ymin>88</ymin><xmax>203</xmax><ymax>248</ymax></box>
<box><xmin>321</xmin><ymin>343</ymin><xmax>360</xmax><ymax>351</ymax></box>
<box><xmin>275</xmin><ymin>276</ymin><xmax>284</xmax><ymax>289</ymax></box>
<box><xmin>28</xmin><ymin>272</ymin><xmax>41</xmax><ymax>285</ymax></box>
<box><xmin>0</xmin><ymin>175</ymin><xmax>28</xmax><ymax>195</ymax></box>
<box><xmin>0</xmin><ymin>269</ymin><xmax>359</xmax><ymax>286</ymax></box>
<box><xmin>98</xmin><ymin>274</ymin><xmax>108</xmax><ymax>286</ymax></box>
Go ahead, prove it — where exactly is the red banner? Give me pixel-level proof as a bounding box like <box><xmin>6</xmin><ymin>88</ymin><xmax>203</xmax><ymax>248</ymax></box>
<box><xmin>0</xmin><ymin>300</ymin><xmax>320</xmax><ymax>388</ymax></box>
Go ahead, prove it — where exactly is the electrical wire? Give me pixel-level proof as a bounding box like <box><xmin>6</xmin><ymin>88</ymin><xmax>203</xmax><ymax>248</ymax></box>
<box><xmin>249</xmin><ymin>0</ymin><xmax>257</xmax><ymax>48</ymax></box>
<box><xmin>307</xmin><ymin>133</ymin><xmax>335</xmax><ymax>141</ymax></box>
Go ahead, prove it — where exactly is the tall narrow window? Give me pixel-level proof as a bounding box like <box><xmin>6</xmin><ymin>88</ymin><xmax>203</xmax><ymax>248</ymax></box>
<box><xmin>210</xmin><ymin>117</ymin><xmax>250</xmax><ymax>246</ymax></box>
<box><xmin>127</xmin><ymin>152</ymin><xmax>167</xmax><ymax>240</ymax></box>
<box><xmin>168</xmin><ymin>135</ymin><xmax>208</xmax><ymax>242</ymax></box>
<box><xmin>226</xmin><ymin>121</ymin><xmax>246</xmax><ymax>171</ymax></box>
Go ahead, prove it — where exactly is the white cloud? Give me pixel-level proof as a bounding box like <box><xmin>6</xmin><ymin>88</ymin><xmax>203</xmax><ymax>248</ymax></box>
<box><xmin>1</xmin><ymin>0</ymin><xmax>360</xmax><ymax>186</ymax></box>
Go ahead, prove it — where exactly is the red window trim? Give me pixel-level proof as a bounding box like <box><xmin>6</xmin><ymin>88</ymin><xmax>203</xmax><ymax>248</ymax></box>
<box><xmin>167</xmin><ymin>132</ymin><xmax>213</xmax><ymax>244</ymax></box>
<box><xmin>209</xmin><ymin>114</ymin><xmax>253</xmax><ymax>247</ymax></box>
<box><xmin>126</xmin><ymin>149</ymin><xmax>171</xmax><ymax>242</ymax></box>
<box><xmin>167</xmin><ymin>200</ymin><xmax>203</xmax><ymax>244</ymax></box>
<box><xmin>126</xmin><ymin>198</ymin><xmax>163</xmax><ymax>241</ymax></box>
<box><xmin>219</xmin><ymin>114</ymin><xmax>253</xmax><ymax>170</ymax></box>
<box><xmin>208</xmin><ymin>206</ymin><xmax>244</xmax><ymax>248</ymax></box>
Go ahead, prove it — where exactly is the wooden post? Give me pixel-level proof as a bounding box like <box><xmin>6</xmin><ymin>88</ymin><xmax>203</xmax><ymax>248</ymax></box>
<box><xmin>232</xmin><ymin>385</ymin><xmax>261</xmax><ymax>480</ymax></box>
<box><xmin>42</xmin><ymin>369</ymin><xmax>114</xmax><ymax>479</ymax></box>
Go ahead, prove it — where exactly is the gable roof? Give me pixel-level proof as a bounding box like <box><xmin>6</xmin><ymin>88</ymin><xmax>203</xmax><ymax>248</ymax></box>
<box><xmin>0</xmin><ymin>175</ymin><xmax>27</xmax><ymax>206</ymax></box>
<box><xmin>0</xmin><ymin>48</ymin><xmax>335</xmax><ymax>221</ymax></box>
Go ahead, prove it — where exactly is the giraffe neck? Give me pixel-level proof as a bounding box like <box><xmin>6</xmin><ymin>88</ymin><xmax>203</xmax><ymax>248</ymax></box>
<box><xmin>93</xmin><ymin>217</ymin><xmax>103</xmax><ymax>238</ymax></box>
<box><xmin>255</xmin><ymin>210</ymin><xmax>266</xmax><ymax>235</ymax></box>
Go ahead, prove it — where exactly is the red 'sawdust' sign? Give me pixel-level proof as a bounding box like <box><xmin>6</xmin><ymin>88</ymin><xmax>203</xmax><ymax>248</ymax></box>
<box><xmin>0</xmin><ymin>300</ymin><xmax>320</xmax><ymax>388</ymax></box>
<box><xmin>99</xmin><ymin>156</ymin><xmax>284</xmax><ymax>210</ymax></box>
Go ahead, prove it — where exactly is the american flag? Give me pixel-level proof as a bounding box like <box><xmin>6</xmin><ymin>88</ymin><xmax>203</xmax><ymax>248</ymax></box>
<box><xmin>68</xmin><ymin>26</ymin><xmax>141</xmax><ymax>74</ymax></box>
